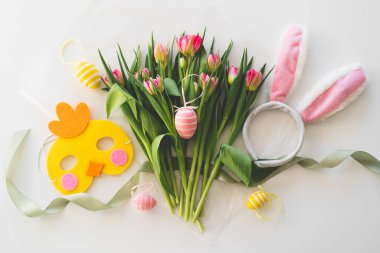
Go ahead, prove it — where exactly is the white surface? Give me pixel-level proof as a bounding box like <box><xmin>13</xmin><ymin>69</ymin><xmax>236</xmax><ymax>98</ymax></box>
<box><xmin>1</xmin><ymin>0</ymin><xmax>380</xmax><ymax>252</ymax></box>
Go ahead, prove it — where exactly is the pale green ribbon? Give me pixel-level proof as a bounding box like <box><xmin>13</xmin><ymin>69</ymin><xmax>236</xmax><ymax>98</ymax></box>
<box><xmin>5</xmin><ymin>129</ymin><xmax>380</xmax><ymax>217</ymax></box>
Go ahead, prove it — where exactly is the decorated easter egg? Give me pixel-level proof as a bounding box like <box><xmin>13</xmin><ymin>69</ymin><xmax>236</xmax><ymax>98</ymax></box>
<box><xmin>175</xmin><ymin>107</ymin><xmax>197</xmax><ymax>139</ymax></box>
<box><xmin>247</xmin><ymin>190</ymin><xmax>269</xmax><ymax>210</ymax></box>
<box><xmin>132</xmin><ymin>193</ymin><xmax>157</xmax><ymax>211</ymax></box>
<box><xmin>74</xmin><ymin>61</ymin><xmax>101</xmax><ymax>89</ymax></box>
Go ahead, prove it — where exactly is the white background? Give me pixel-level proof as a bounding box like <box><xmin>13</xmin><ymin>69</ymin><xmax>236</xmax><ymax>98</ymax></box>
<box><xmin>1</xmin><ymin>0</ymin><xmax>380</xmax><ymax>252</ymax></box>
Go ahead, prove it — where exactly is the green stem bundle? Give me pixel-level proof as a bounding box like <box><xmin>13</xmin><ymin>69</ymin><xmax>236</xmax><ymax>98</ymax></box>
<box><xmin>99</xmin><ymin>31</ymin><xmax>273</xmax><ymax>231</ymax></box>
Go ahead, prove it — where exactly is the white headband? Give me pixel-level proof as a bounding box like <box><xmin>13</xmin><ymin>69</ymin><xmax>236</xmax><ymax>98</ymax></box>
<box><xmin>242</xmin><ymin>101</ymin><xmax>305</xmax><ymax>168</ymax></box>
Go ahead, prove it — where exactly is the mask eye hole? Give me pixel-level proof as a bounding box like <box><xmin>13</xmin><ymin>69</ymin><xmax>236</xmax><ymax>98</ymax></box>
<box><xmin>96</xmin><ymin>136</ymin><xmax>114</xmax><ymax>151</ymax></box>
<box><xmin>60</xmin><ymin>155</ymin><xmax>77</xmax><ymax>171</ymax></box>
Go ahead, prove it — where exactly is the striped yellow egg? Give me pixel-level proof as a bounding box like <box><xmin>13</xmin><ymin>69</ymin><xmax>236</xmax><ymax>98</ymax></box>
<box><xmin>74</xmin><ymin>61</ymin><xmax>101</xmax><ymax>89</ymax></box>
<box><xmin>247</xmin><ymin>190</ymin><xmax>269</xmax><ymax>210</ymax></box>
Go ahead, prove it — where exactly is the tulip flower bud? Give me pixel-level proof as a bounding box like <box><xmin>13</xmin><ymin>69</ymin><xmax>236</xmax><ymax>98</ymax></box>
<box><xmin>141</xmin><ymin>67</ymin><xmax>150</xmax><ymax>81</ymax></box>
<box><xmin>194</xmin><ymin>81</ymin><xmax>199</xmax><ymax>94</ymax></box>
<box><xmin>104</xmin><ymin>68</ymin><xmax>125</xmax><ymax>86</ymax></box>
<box><xmin>199</xmin><ymin>72</ymin><xmax>210</xmax><ymax>89</ymax></box>
<box><xmin>209</xmin><ymin>77</ymin><xmax>218</xmax><ymax>95</ymax></box>
<box><xmin>179</xmin><ymin>57</ymin><xmax>187</xmax><ymax>69</ymax></box>
<box><xmin>151</xmin><ymin>76</ymin><xmax>164</xmax><ymax>92</ymax></box>
<box><xmin>228</xmin><ymin>65</ymin><xmax>239</xmax><ymax>85</ymax></box>
<box><xmin>245</xmin><ymin>69</ymin><xmax>263</xmax><ymax>91</ymax></box>
<box><xmin>199</xmin><ymin>73</ymin><xmax>218</xmax><ymax>97</ymax></box>
<box><xmin>207</xmin><ymin>53</ymin><xmax>221</xmax><ymax>72</ymax></box>
<box><xmin>154</xmin><ymin>44</ymin><xmax>169</xmax><ymax>68</ymax></box>
<box><xmin>144</xmin><ymin>80</ymin><xmax>155</xmax><ymax>95</ymax></box>
<box><xmin>133</xmin><ymin>72</ymin><xmax>139</xmax><ymax>79</ymax></box>
<box><xmin>176</xmin><ymin>34</ymin><xmax>202</xmax><ymax>57</ymax></box>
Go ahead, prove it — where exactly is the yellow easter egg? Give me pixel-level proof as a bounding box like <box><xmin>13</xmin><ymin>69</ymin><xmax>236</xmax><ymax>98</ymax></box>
<box><xmin>247</xmin><ymin>191</ymin><xmax>269</xmax><ymax>210</ymax></box>
<box><xmin>74</xmin><ymin>61</ymin><xmax>101</xmax><ymax>89</ymax></box>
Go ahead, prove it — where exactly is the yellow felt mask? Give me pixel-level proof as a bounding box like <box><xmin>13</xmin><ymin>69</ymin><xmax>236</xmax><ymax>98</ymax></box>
<box><xmin>47</xmin><ymin>102</ymin><xmax>134</xmax><ymax>195</ymax></box>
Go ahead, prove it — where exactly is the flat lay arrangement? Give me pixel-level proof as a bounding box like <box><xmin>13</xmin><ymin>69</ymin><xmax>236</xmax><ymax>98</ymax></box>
<box><xmin>5</xmin><ymin>23</ymin><xmax>380</xmax><ymax>235</ymax></box>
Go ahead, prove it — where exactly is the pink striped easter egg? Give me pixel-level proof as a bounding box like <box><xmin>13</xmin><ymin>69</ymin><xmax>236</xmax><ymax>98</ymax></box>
<box><xmin>175</xmin><ymin>107</ymin><xmax>197</xmax><ymax>139</ymax></box>
<box><xmin>132</xmin><ymin>193</ymin><xmax>157</xmax><ymax>211</ymax></box>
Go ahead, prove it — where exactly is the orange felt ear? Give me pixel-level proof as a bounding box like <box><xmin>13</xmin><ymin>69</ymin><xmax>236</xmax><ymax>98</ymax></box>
<box><xmin>48</xmin><ymin>102</ymin><xmax>90</xmax><ymax>138</ymax></box>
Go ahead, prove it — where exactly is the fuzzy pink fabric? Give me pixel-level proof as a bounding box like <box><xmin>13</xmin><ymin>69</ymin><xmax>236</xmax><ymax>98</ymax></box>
<box><xmin>270</xmin><ymin>26</ymin><xmax>303</xmax><ymax>102</ymax></box>
<box><xmin>301</xmin><ymin>68</ymin><xmax>366</xmax><ymax>123</ymax></box>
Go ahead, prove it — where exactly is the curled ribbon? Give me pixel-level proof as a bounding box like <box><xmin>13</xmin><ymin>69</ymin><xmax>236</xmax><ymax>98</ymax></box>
<box><xmin>4</xmin><ymin>129</ymin><xmax>380</xmax><ymax>217</ymax></box>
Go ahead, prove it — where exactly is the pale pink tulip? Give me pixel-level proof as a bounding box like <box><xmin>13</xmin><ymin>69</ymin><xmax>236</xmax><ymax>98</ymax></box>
<box><xmin>228</xmin><ymin>65</ymin><xmax>239</xmax><ymax>85</ymax></box>
<box><xmin>104</xmin><ymin>68</ymin><xmax>125</xmax><ymax>86</ymax></box>
<box><xmin>245</xmin><ymin>69</ymin><xmax>262</xmax><ymax>91</ymax></box>
<box><xmin>207</xmin><ymin>53</ymin><xmax>221</xmax><ymax>72</ymax></box>
<box><xmin>150</xmin><ymin>76</ymin><xmax>164</xmax><ymax>92</ymax></box>
<box><xmin>144</xmin><ymin>80</ymin><xmax>155</xmax><ymax>95</ymax></box>
<box><xmin>199</xmin><ymin>72</ymin><xmax>218</xmax><ymax>96</ymax></box>
<box><xmin>141</xmin><ymin>68</ymin><xmax>150</xmax><ymax>81</ymax></box>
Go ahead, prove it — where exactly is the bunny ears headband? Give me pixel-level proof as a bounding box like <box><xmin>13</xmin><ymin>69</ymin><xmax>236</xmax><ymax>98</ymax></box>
<box><xmin>243</xmin><ymin>25</ymin><xmax>367</xmax><ymax>168</ymax></box>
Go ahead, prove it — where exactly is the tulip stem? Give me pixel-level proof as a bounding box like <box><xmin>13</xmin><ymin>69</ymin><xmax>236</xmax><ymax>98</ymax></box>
<box><xmin>179</xmin><ymin>184</ymin><xmax>184</xmax><ymax>217</ymax></box>
<box><xmin>190</xmin><ymin>107</ymin><xmax>211</xmax><ymax>215</ymax></box>
<box><xmin>166</xmin><ymin>150</ymin><xmax>179</xmax><ymax>204</ymax></box>
<box><xmin>201</xmin><ymin>150</ymin><xmax>212</xmax><ymax>192</ymax></box>
<box><xmin>190</xmin><ymin>151</ymin><xmax>204</xmax><ymax>217</ymax></box>
<box><xmin>193</xmin><ymin>156</ymin><xmax>222</xmax><ymax>222</ymax></box>
<box><xmin>184</xmin><ymin>134</ymin><xmax>200</xmax><ymax>221</ymax></box>
<box><xmin>150</xmin><ymin>165</ymin><xmax>175</xmax><ymax>214</ymax></box>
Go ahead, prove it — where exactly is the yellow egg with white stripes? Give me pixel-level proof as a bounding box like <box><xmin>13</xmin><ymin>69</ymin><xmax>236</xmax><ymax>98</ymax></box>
<box><xmin>247</xmin><ymin>190</ymin><xmax>269</xmax><ymax>210</ymax></box>
<box><xmin>246</xmin><ymin>185</ymin><xmax>282</xmax><ymax>220</ymax></box>
<box><xmin>74</xmin><ymin>61</ymin><xmax>101</xmax><ymax>89</ymax></box>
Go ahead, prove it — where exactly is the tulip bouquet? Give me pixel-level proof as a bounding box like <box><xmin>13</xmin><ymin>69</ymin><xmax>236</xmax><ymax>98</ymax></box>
<box><xmin>99</xmin><ymin>31</ymin><xmax>273</xmax><ymax>230</ymax></box>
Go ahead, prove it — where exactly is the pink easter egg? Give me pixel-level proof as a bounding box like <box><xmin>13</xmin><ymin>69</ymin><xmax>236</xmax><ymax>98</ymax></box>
<box><xmin>175</xmin><ymin>107</ymin><xmax>197</xmax><ymax>139</ymax></box>
<box><xmin>133</xmin><ymin>193</ymin><xmax>157</xmax><ymax>211</ymax></box>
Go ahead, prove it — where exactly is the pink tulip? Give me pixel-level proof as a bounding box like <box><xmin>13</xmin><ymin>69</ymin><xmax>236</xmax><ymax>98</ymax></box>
<box><xmin>210</xmin><ymin>77</ymin><xmax>218</xmax><ymax>93</ymax></box>
<box><xmin>144</xmin><ymin>80</ymin><xmax>155</xmax><ymax>95</ymax></box>
<box><xmin>104</xmin><ymin>68</ymin><xmax>125</xmax><ymax>86</ymax></box>
<box><xmin>199</xmin><ymin>72</ymin><xmax>210</xmax><ymax>87</ymax></box>
<box><xmin>154</xmin><ymin>44</ymin><xmax>169</xmax><ymax>68</ymax></box>
<box><xmin>199</xmin><ymin>72</ymin><xmax>218</xmax><ymax>96</ymax></box>
<box><xmin>150</xmin><ymin>76</ymin><xmax>164</xmax><ymax>92</ymax></box>
<box><xmin>228</xmin><ymin>65</ymin><xmax>239</xmax><ymax>85</ymax></box>
<box><xmin>207</xmin><ymin>53</ymin><xmax>221</xmax><ymax>72</ymax></box>
<box><xmin>176</xmin><ymin>34</ymin><xmax>202</xmax><ymax>57</ymax></box>
<box><xmin>141</xmin><ymin>68</ymin><xmax>150</xmax><ymax>81</ymax></box>
<box><xmin>245</xmin><ymin>69</ymin><xmax>262</xmax><ymax>91</ymax></box>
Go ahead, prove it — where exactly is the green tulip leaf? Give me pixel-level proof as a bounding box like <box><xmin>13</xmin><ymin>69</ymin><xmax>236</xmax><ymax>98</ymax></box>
<box><xmin>151</xmin><ymin>134</ymin><xmax>176</xmax><ymax>196</ymax></box>
<box><xmin>106</xmin><ymin>84</ymin><xmax>138</xmax><ymax>118</ymax></box>
<box><xmin>164</xmin><ymin>78</ymin><xmax>181</xmax><ymax>96</ymax></box>
<box><xmin>219</xmin><ymin>144</ymin><xmax>252</xmax><ymax>186</ymax></box>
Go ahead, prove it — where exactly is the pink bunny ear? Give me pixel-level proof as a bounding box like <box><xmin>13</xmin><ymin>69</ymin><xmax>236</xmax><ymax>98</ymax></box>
<box><xmin>299</xmin><ymin>64</ymin><xmax>367</xmax><ymax>124</ymax></box>
<box><xmin>270</xmin><ymin>25</ymin><xmax>308</xmax><ymax>102</ymax></box>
